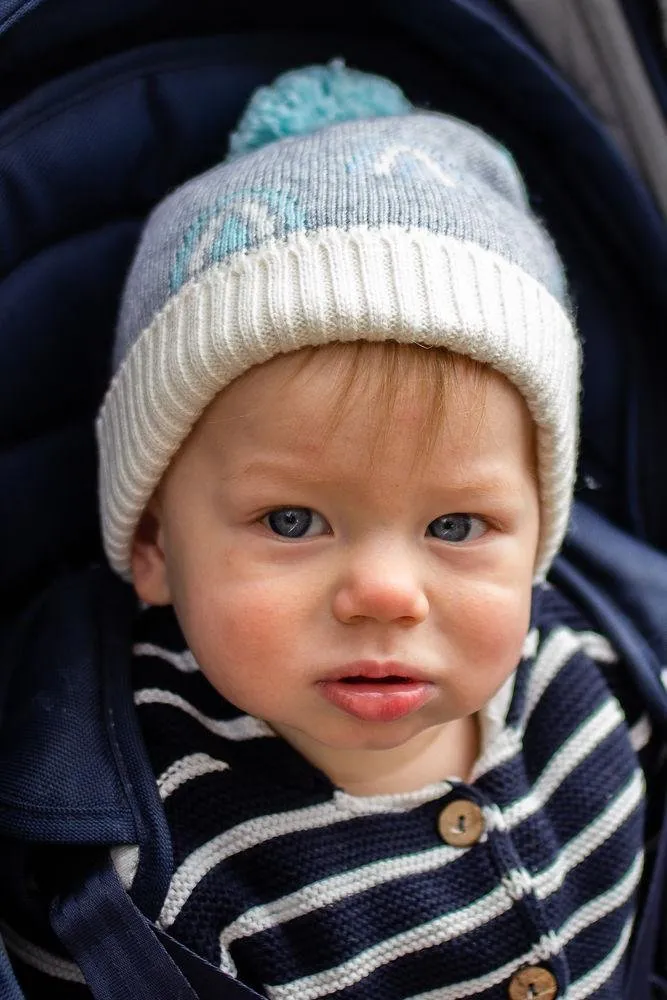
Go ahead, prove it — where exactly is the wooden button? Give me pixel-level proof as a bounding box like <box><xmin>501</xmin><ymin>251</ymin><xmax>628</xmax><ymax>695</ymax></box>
<box><xmin>508</xmin><ymin>965</ymin><xmax>558</xmax><ymax>1000</ymax></box>
<box><xmin>436</xmin><ymin>799</ymin><xmax>484</xmax><ymax>847</ymax></box>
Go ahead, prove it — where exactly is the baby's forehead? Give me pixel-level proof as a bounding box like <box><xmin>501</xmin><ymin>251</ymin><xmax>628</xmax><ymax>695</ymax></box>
<box><xmin>193</xmin><ymin>342</ymin><xmax>535</xmax><ymax>484</ymax></box>
<box><xmin>207</xmin><ymin>341</ymin><xmax>493</xmax><ymax>426</ymax></box>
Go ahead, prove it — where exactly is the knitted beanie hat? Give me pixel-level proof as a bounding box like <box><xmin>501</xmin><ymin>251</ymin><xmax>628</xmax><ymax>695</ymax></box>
<box><xmin>98</xmin><ymin>61</ymin><xmax>579</xmax><ymax>582</ymax></box>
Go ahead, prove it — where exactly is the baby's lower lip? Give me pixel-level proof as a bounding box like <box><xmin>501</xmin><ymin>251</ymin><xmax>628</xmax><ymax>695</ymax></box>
<box><xmin>318</xmin><ymin>679</ymin><xmax>435</xmax><ymax>722</ymax></box>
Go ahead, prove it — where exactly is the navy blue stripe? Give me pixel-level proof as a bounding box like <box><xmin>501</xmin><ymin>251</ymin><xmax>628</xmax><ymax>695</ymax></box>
<box><xmin>133</xmin><ymin>657</ymin><xmax>236</xmax><ymax>715</ymax></box>
<box><xmin>232</xmin><ymin>901</ymin><xmax>542</xmax><ymax>995</ymax></box>
<box><xmin>538</xmin><ymin>585</ymin><xmax>599</xmax><ymax>633</ymax></box>
<box><xmin>504</xmin><ymin>654</ymin><xmax>533</xmax><ymax>729</ymax></box>
<box><xmin>525</xmin><ymin>728</ymin><xmax>640</xmax><ymax>853</ymax></box>
<box><xmin>195</xmin><ymin>795</ymin><xmax>464</xmax><ymax>889</ymax></box>
<box><xmin>133</xmin><ymin>606</ymin><xmax>188</xmax><ymax>647</ymax></box>
<box><xmin>503</xmin><ymin>772</ymin><xmax>639</xmax><ymax>879</ymax></box>
<box><xmin>136</xmin><ymin>704</ymin><xmax>330</xmax><ymax>800</ymax></box>
<box><xmin>562</xmin><ymin>901</ymin><xmax>634</xmax><ymax>985</ymax></box>
<box><xmin>541</xmin><ymin>808</ymin><xmax>644</xmax><ymax>932</ymax></box>
<box><xmin>477</xmin><ymin>692</ymin><xmax>616</xmax><ymax>817</ymax></box>
<box><xmin>520</xmin><ymin>651</ymin><xmax>614</xmax><ymax>778</ymax></box>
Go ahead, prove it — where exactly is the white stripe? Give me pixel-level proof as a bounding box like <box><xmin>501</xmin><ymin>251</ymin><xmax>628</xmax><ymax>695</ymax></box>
<box><xmin>568</xmin><ymin>915</ymin><xmax>634</xmax><ymax>999</ymax></box>
<box><xmin>111</xmin><ymin>844</ymin><xmax>140</xmax><ymax>890</ymax></box>
<box><xmin>133</xmin><ymin>642</ymin><xmax>199</xmax><ymax>672</ymax></box>
<box><xmin>474</xmin><ymin>628</ymin><xmax>580</xmax><ymax>779</ymax></box>
<box><xmin>475</xmin><ymin>626</ymin><xmax>616</xmax><ymax>781</ymax></box>
<box><xmin>157</xmin><ymin>752</ymin><xmax>230</xmax><ymax>800</ymax></box>
<box><xmin>557</xmin><ymin>851</ymin><xmax>642</xmax><ymax>951</ymax></box>
<box><xmin>629</xmin><ymin>714</ymin><xmax>652</xmax><ymax>752</ymax></box>
<box><xmin>521</xmin><ymin>627</ymin><xmax>539</xmax><ymax>659</ymax></box>
<box><xmin>219</xmin><ymin>843</ymin><xmax>464</xmax><ymax>951</ymax></box>
<box><xmin>577</xmin><ymin>631</ymin><xmax>617</xmax><ymax>664</ymax></box>
<box><xmin>523</xmin><ymin>627</ymin><xmax>585</xmax><ymax>722</ymax></box>
<box><xmin>159</xmin><ymin>800</ymin><xmax>375</xmax><ymax>928</ymax></box>
<box><xmin>524</xmin><ymin>628</ymin><xmax>616</xmax><ymax>723</ymax></box>
<box><xmin>502</xmin><ymin>699</ymin><xmax>624</xmax><ymax>829</ymax></box>
<box><xmin>265</xmin><ymin>883</ymin><xmax>520</xmax><ymax>1000</ymax></box>
<box><xmin>533</xmin><ymin>769</ymin><xmax>644</xmax><ymax>900</ymax></box>
<box><xmin>220</xmin><ymin>947</ymin><xmax>238</xmax><ymax>979</ymax></box>
<box><xmin>661</xmin><ymin>667</ymin><xmax>667</xmax><ymax>691</ymax></box>
<box><xmin>333</xmin><ymin>783</ymin><xmax>452</xmax><ymax>815</ymax></box>
<box><xmin>134</xmin><ymin>688</ymin><xmax>274</xmax><ymax>741</ymax></box>
<box><xmin>0</xmin><ymin>922</ymin><xmax>86</xmax><ymax>984</ymax></box>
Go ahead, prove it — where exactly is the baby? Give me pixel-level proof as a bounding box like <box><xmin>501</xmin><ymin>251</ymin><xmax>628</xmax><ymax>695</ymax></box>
<box><xmin>91</xmin><ymin>63</ymin><xmax>649</xmax><ymax>999</ymax></box>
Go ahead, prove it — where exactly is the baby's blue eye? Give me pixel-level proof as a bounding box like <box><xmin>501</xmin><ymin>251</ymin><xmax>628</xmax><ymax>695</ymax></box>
<box><xmin>427</xmin><ymin>514</ymin><xmax>485</xmax><ymax>543</ymax></box>
<box><xmin>264</xmin><ymin>508</ymin><xmax>326</xmax><ymax>538</ymax></box>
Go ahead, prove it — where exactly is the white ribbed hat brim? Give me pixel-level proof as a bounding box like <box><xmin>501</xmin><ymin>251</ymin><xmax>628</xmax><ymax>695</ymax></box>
<box><xmin>97</xmin><ymin>225</ymin><xmax>579</xmax><ymax>581</ymax></box>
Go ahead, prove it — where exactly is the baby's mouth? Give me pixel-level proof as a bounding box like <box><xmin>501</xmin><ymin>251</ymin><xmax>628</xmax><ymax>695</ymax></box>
<box><xmin>319</xmin><ymin>662</ymin><xmax>435</xmax><ymax>722</ymax></box>
<box><xmin>338</xmin><ymin>674</ymin><xmax>414</xmax><ymax>685</ymax></box>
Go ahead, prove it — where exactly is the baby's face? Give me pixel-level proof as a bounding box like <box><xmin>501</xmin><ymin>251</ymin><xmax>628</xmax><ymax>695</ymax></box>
<box><xmin>133</xmin><ymin>348</ymin><xmax>539</xmax><ymax>772</ymax></box>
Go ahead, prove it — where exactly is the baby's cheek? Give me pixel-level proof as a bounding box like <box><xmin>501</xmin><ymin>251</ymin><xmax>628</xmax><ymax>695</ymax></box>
<box><xmin>184</xmin><ymin>588</ymin><xmax>295</xmax><ymax>700</ymax></box>
<box><xmin>447</xmin><ymin>628</ymin><xmax>526</xmax><ymax>722</ymax></box>
<box><xmin>454</xmin><ymin>583</ymin><xmax>531</xmax><ymax>675</ymax></box>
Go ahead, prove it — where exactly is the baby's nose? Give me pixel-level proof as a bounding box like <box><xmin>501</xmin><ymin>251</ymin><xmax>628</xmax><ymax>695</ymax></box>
<box><xmin>332</xmin><ymin>544</ymin><xmax>429</xmax><ymax>625</ymax></box>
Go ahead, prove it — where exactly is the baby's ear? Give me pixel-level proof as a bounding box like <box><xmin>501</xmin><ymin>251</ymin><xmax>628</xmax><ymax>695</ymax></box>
<box><xmin>130</xmin><ymin>499</ymin><xmax>172</xmax><ymax>605</ymax></box>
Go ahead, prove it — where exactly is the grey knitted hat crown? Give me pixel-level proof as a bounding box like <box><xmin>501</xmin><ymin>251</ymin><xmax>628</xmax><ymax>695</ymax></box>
<box><xmin>98</xmin><ymin>61</ymin><xmax>579</xmax><ymax>581</ymax></box>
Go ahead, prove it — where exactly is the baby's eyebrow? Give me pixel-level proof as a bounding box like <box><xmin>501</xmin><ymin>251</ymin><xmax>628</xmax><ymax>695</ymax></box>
<box><xmin>441</xmin><ymin>476</ymin><xmax>528</xmax><ymax>499</ymax></box>
<box><xmin>223</xmin><ymin>457</ymin><xmax>327</xmax><ymax>485</ymax></box>
<box><xmin>229</xmin><ymin>459</ymin><xmax>528</xmax><ymax>499</ymax></box>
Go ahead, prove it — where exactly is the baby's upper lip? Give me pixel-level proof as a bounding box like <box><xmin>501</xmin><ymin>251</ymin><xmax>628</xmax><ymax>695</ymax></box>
<box><xmin>323</xmin><ymin>660</ymin><xmax>430</xmax><ymax>682</ymax></box>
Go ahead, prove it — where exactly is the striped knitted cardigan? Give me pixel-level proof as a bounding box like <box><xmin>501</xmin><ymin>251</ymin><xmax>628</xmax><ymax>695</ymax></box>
<box><xmin>126</xmin><ymin>582</ymin><xmax>661</xmax><ymax>1000</ymax></box>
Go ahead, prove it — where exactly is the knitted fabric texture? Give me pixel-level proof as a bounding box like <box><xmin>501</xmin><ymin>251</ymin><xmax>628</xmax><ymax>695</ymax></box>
<box><xmin>98</xmin><ymin>62</ymin><xmax>579</xmax><ymax>581</ymax></box>
<box><xmin>128</xmin><ymin>586</ymin><xmax>653</xmax><ymax>998</ymax></box>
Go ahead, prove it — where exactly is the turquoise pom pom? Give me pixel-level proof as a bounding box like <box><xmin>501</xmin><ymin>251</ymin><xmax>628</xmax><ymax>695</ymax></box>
<box><xmin>228</xmin><ymin>60</ymin><xmax>413</xmax><ymax>159</ymax></box>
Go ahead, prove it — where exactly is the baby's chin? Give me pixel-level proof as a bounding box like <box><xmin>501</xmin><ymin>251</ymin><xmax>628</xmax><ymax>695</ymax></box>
<box><xmin>273</xmin><ymin>714</ymin><xmax>480</xmax><ymax>795</ymax></box>
<box><xmin>276</xmin><ymin>713</ymin><xmax>461</xmax><ymax>754</ymax></box>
